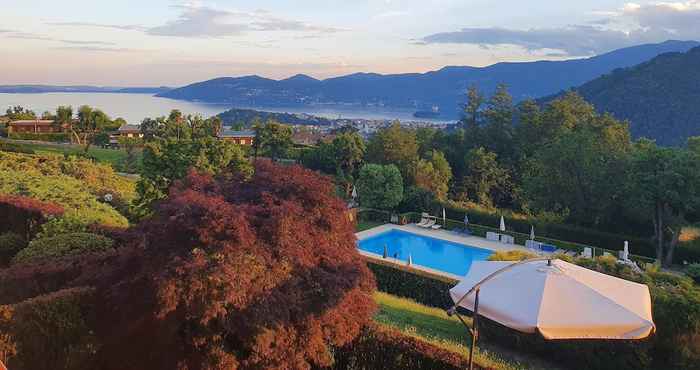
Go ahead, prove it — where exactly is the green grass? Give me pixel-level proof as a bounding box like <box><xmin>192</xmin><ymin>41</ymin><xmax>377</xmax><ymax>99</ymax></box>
<box><xmin>3</xmin><ymin>140</ymin><xmax>141</xmax><ymax>171</ymax></box>
<box><xmin>357</xmin><ymin>220</ymin><xmax>384</xmax><ymax>232</ymax></box>
<box><xmin>373</xmin><ymin>292</ymin><xmax>563</xmax><ymax>370</ymax></box>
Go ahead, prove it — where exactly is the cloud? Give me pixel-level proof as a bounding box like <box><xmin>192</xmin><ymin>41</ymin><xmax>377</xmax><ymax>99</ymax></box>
<box><xmin>147</xmin><ymin>4</ymin><xmax>345</xmax><ymax>37</ymax></box>
<box><xmin>420</xmin><ymin>1</ymin><xmax>700</xmax><ymax>56</ymax></box>
<box><xmin>46</xmin><ymin>21</ymin><xmax>146</xmax><ymax>31</ymax></box>
<box><xmin>2</xmin><ymin>31</ymin><xmax>117</xmax><ymax>46</ymax></box>
<box><xmin>52</xmin><ymin>46</ymin><xmax>142</xmax><ymax>53</ymax></box>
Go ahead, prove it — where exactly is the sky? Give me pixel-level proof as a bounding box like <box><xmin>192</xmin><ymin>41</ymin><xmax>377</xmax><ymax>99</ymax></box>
<box><xmin>1</xmin><ymin>0</ymin><xmax>699</xmax><ymax>86</ymax></box>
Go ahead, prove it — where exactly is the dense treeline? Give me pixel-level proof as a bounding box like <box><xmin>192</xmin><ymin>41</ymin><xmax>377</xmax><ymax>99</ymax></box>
<box><xmin>301</xmin><ymin>87</ymin><xmax>700</xmax><ymax>266</ymax></box>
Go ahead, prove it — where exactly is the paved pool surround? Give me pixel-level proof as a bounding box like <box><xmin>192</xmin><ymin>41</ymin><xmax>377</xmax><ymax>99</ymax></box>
<box><xmin>356</xmin><ymin>224</ymin><xmax>531</xmax><ymax>280</ymax></box>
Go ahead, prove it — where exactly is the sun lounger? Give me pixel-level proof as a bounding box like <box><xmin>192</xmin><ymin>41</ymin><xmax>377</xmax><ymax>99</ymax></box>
<box><xmin>582</xmin><ymin>247</ymin><xmax>593</xmax><ymax>259</ymax></box>
<box><xmin>486</xmin><ymin>232</ymin><xmax>499</xmax><ymax>241</ymax></box>
<box><xmin>421</xmin><ymin>219</ymin><xmax>436</xmax><ymax>229</ymax></box>
<box><xmin>416</xmin><ymin>213</ymin><xmax>430</xmax><ymax>227</ymax></box>
<box><xmin>431</xmin><ymin>223</ymin><xmax>442</xmax><ymax>230</ymax></box>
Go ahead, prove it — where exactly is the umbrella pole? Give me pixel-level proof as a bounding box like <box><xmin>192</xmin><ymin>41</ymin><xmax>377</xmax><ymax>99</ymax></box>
<box><xmin>469</xmin><ymin>288</ymin><xmax>480</xmax><ymax>370</ymax></box>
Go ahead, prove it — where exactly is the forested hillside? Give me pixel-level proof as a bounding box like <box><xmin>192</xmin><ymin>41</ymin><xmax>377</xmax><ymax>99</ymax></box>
<box><xmin>564</xmin><ymin>46</ymin><xmax>700</xmax><ymax>146</ymax></box>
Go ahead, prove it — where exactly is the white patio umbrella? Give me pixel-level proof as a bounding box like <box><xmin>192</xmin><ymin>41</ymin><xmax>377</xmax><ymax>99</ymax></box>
<box><xmin>442</xmin><ymin>208</ymin><xmax>446</xmax><ymax>226</ymax></box>
<box><xmin>623</xmin><ymin>241</ymin><xmax>630</xmax><ymax>260</ymax></box>
<box><xmin>464</xmin><ymin>214</ymin><xmax>469</xmax><ymax>226</ymax></box>
<box><xmin>530</xmin><ymin>225</ymin><xmax>535</xmax><ymax>240</ymax></box>
<box><xmin>448</xmin><ymin>259</ymin><xmax>655</xmax><ymax>370</ymax></box>
<box><xmin>351</xmin><ymin>185</ymin><xmax>358</xmax><ymax>199</ymax></box>
<box><xmin>499</xmin><ymin>216</ymin><xmax>506</xmax><ymax>232</ymax></box>
<box><xmin>407</xmin><ymin>253</ymin><xmax>413</xmax><ymax>266</ymax></box>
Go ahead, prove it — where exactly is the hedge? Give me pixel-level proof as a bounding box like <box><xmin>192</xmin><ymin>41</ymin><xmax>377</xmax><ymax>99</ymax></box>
<box><xmin>328</xmin><ymin>324</ymin><xmax>483</xmax><ymax>370</ymax></box>
<box><xmin>367</xmin><ymin>253</ymin><xmax>700</xmax><ymax>370</ymax></box>
<box><xmin>0</xmin><ymin>232</ymin><xmax>26</xmax><ymax>266</ymax></box>
<box><xmin>0</xmin><ymin>287</ymin><xmax>97</xmax><ymax>370</ymax></box>
<box><xmin>8</xmin><ymin>132</ymin><xmax>70</xmax><ymax>142</ymax></box>
<box><xmin>12</xmin><ymin>232</ymin><xmax>114</xmax><ymax>264</ymax></box>
<box><xmin>0</xmin><ymin>141</ymin><xmax>35</xmax><ymax>154</ymax></box>
<box><xmin>367</xmin><ymin>258</ymin><xmax>457</xmax><ymax>309</ymax></box>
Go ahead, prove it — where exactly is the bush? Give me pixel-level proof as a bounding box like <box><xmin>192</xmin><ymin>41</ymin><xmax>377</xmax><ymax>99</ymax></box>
<box><xmin>487</xmin><ymin>250</ymin><xmax>537</xmax><ymax>261</ymax></box>
<box><xmin>8</xmin><ymin>132</ymin><xmax>70</xmax><ymax>142</ymax></box>
<box><xmin>12</xmin><ymin>233</ymin><xmax>114</xmax><ymax>264</ymax></box>
<box><xmin>0</xmin><ymin>287</ymin><xmax>97</xmax><ymax>370</ymax></box>
<box><xmin>330</xmin><ymin>324</ymin><xmax>479</xmax><ymax>370</ymax></box>
<box><xmin>367</xmin><ymin>258</ymin><xmax>456</xmax><ymax>309</ymax></box>
<box><xmin>687</xmin><ymin>264</ymin><xmax>700</xmax><ymax>284</ymax></box>
<box><xmin>0</xmin><ymin>232</ymin><xmax>26</xmax><ymax>266</ymax></box>
<box><xmin>0</xmin><ymin>141</ymin><xmax>34</xmax><ymax>154</ymax></box>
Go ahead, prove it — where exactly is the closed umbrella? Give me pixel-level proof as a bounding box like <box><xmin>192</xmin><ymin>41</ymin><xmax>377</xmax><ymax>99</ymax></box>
<box><xmin>530</xmin><ymin>225</ymin><xmax>535</xmax><ymax>240</ymax></box>
<box><xmin>443</xmin><ymin>208</ymin><xmax>446</xmax><ymax>226</ymax></box>
<box><xmin>464</xmin><ymin>214</ymin><xmax>469</xmax><ymax>226</ymax></box>
<box><xmin>499</xmin><ymin>216</ymin><xmax>506</xmax><ymax>232</ymax></box>
<box><xmin>351</xmin><ymin>185</ymin><xmax>358</xmax><ymax>199</ymax></box>
<box><xmin>407</xmin><ymin>253</ymin><xmax>413</xmax><ymax>266</ymax></box>
<box><xmin>448</xmin><ymin>259</ymin><xmax>655</xmax><ymax>370</ymax></box>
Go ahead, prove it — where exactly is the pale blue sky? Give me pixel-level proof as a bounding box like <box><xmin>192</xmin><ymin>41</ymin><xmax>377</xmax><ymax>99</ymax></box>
<box><xmin>1</xmin><ymin>0</ymin><xmax>698</xmax><ymax>86</ymax></box>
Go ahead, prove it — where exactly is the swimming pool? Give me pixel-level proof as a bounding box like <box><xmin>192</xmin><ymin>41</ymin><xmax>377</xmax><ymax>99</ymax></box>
<box><xmin>358</xmin><ymin>229</ymin><xmax>493</xmax><ymax>276</ymax></box>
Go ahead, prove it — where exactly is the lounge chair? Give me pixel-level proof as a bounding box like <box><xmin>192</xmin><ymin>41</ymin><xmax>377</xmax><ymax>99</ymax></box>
<box><xmin>416</xmin><ymin>213</ymin><xmax>430</xmax><ymax>227</ymax></box>
<box><xmin>431</xmin><ymin>223</ymin><xmax>442</xmax><ymax>230</ymax></box>
<box><xmin>581</xmin><ymin>247</ymin><xmax>593</xmax><ymax>259</ymax></box>
<box><xmin>421</xmin><ymin>219</ymin><xmax>436</xmax><ymax>229</ymax></box>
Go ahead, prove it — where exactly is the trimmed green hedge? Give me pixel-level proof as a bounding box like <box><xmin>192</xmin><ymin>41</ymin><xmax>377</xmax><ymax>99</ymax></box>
<box><xmin>0</xmin><ymin>141</ymin><xmax>35</xmax><ymax>154</ymax></box>
<box><xmin>8</xmin><ymin>132</ymin><xmax>70</xmax><ymax>142</ymax></box>
<box><xmin>12</xmin><ymin>232</ymin><xmax>113</xmax><ymax>264</ymax></box>
<box><xmin>367</xmin><ymin>258</ymin><xmax>457</xmax><ymax>309</ymax></box>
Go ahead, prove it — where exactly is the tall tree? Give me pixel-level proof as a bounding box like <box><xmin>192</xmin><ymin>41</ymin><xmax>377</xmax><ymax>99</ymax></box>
<box><xmin>55</xmin><ymin>106</ymin><xmax>75</xmax><ymax>142</ymax></box>
<box><xmin>253</xmin><ymin>120</ymin><xmax>293</xmax><ymax>161</ymax></box>
<box><xmin>356</xmin><ymin>164</ymin><xmax>404</xmax><ymax>210</ymax></box>
<box><xmin>461</xmin><ymin>147</ymin><xmax>510</xmax><ymax>206</ymax></box>
<box><xmin>625</xmin><ymin>140</ymin><xmax>700</xmax><ymax>266</ymax></box>
<box><xmin>414</xmin><ymin>150</ymin><xmax>452</xmax><ymax>201</ymax></box>
<box><xmin>365</xmin><ymin>122</ymin><xmax>419</xmax><ymax>182</ymax></box>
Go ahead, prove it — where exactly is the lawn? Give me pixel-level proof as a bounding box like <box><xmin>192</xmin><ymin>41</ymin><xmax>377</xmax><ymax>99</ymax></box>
<box><xmin>2</xmin><ymin>140</ymin><xmax>141</xmax><ymax>171</ymax></box>
<box><xmin>373</xmin><ymin>292</ymin><xmax>563</xmax><ymax>370</ymax></box>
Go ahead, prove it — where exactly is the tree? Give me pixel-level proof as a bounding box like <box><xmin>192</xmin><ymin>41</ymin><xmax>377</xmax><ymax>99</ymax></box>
<box><xmin>76</xmin><ymin>105</ymin><xmax>112</xmax><ymax>153</ymax></box>
<box><xmin>117</xmin><ymin>137</ymin><xmax>142</xmax><ymax>173</ymax></box>
<box><xmin>461</xmin><ymin>147</ymin><xmax>510</xmax><ymax>206</ymax></box>
<box><xmin>253</xmin><ymin>120</ymin><xmax>293</xmax><ymax>160</ymax></box>
<box><xmin>522</xmin><ymin>94</ymin><xmax>631</xmax><ymax>225</ymax></box>
<box><xmin>55</xmin><ymin>106</ymin><xmax>75</xmax><ymax>141</ymax></box>
<box><xmin>625</xmin><ymin>140</ymin><xmax>700</xmax><ymax>266</ymax></box>
<box><xmin>0</xmin><ymin>162</ymin><xmax>377</xmax><ymax>369</ymax></box>
<box><xmin>356</xmin><ymin>164</ymin><xmax>403</xmax><ymax>210</ymax></box>
<box><xmin>365</xmin><ymin>122</ymin><xmax>419</xmax><ymax>182</ymax></box>
<box><xmin>414</xmin><ymin>150</ymin><xmax>452</xmax><ymax>201</ymax></box>
<box><xmin>5</xmin><ymin>106</ymin><xmax>36</xmax><ymax>120</ymax></box>
<box><xmin>332</xmin><ymin>132</ymin><xmax>366</xmax><ymax>176</ymax></box>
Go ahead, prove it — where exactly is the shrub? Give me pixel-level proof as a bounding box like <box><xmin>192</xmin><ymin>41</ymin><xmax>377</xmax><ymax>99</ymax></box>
<box><xmin>367</xmin><ymin>258</ymin><xmax>456</xmax><ymax>309</ymax></box>
<box><xmin>330</xmin><ymin>324</ymin><xmax>480</xmax><ymax>370</ymax></box>
<box><xmin>12</xmin><ymin>233</ymin><xmax>114</xmax><ymax>264</ymax></box>
<box><xmin>0</xmin><ymin>194</ymin><xmax>64</xmax><ymax>240</ymax></box>
<box><xmin>487</xmin><ymin>250</ymin><xmax>537</xmax><ymax>261</ymax></box>
<box><xmin>0</xmin><ymin>287</ymin><xmax>97</xmax><ymax>370</ymax></box>
<box><xmin>0</xmin><ymin>232</ymin><xmax>26</xmax><ymax>266</ymax></box>
<box><xmin>687</xmin><ymin>264</ymin><xmax>700</xmax><ymax>284</ymax></box>
<box><xmin>0</xmin><ymin>142</ymin><xmax>34</xmax><ymax>154</ymax></box>
<box><xmin>8</xmin><ymin>132</ymin><xmax>70</xmax><ymax>142</ymax></box>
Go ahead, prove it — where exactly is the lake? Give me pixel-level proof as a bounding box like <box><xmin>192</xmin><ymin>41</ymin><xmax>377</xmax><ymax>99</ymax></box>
<box><xmin>0</xmin><ymin>93</ymin><xmax>449</xmax><ymax>124</ymax></box>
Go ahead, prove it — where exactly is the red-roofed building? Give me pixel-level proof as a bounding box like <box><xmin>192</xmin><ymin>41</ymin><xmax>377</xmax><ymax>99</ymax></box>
<box><xmin>8</xmin><ymin>119</ymin><xmax>65</xmax><ymax>133</ymax></box>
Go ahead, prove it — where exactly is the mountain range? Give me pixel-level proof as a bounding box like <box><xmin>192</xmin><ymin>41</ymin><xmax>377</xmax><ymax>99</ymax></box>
<box><xmin>553</xmin><ymin>45</ymin><xmax>700</xmax><ymax>146</ymax></box>
<box><xmin>0</xmin><ymin>85</ymin><xmax>171</xmax><ymax>94</ymax></box>
<box><xmin>158</xmin><ymin>40</ymin><xmax>699</xmax><ymax>119</ymax></box>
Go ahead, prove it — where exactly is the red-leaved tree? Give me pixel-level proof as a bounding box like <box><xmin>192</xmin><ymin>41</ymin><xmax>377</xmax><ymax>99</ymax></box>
<box><xmin>89</xmin><ymin>161</ymin><xmax>376</xmax><ymax>369</ymax></box>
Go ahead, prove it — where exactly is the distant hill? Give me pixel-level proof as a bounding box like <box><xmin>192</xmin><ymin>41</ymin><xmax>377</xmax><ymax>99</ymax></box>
<box><xmin>0</xmin><ymin>85</ymin><xmax>171</xmax><ymax>94</ymax></box>
<box><xmin>158</xmin><ymin>40</ymin><xmax>699</xmax><ymax>118</ymax></box>
<box><xmin>547</xmin><ymin>46</ymin><xmax>700</xmax><ymax>146</ymax></box>
<box><xmin>217</xmin><ymin>108</ymin><xmax>334</xmax><ymax>126</ymax></box>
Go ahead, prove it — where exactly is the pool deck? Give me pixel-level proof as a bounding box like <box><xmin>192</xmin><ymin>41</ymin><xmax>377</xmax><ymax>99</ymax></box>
<box><xmin>356</xmin><ymin>223</ymin><xmax>532</xmax><ymax>280</ymax></box>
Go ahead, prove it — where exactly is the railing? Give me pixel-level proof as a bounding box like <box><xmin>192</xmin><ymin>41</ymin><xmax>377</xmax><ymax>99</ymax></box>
<box><xmin>362</xmin><ymin>210</ymin><xmax>656</xmax><ymax>265</ymax></box>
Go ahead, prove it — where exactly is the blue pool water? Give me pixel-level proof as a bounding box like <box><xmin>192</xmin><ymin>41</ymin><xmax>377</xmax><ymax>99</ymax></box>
<box><xmin>358</xmin><ymin>230</ymin><xmax>493</xmax><ymax>276</ymax></box>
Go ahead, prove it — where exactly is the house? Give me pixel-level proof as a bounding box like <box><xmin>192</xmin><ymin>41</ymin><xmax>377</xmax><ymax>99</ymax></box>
<box><xmin>8</xmin><ymin>119</ymin><xmax>64</xmax><ymax>133</ymax></box>
<box><xmin>292</xmin><ymin>130</ymin><xmax>335</xmax><ymax>146</ymax></box>
<box><xmin>117</xmin><ymin>124</ymin><xmax>143</xmax><ymax>138</ymax></box>
<box><xmin>219</xmin><ymin>130</ymin><xmax>256</xmax><ymax>146</ymax></box>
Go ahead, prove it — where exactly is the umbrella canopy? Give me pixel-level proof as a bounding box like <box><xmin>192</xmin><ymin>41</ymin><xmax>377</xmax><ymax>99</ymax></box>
<box><xmin>530</xmin><ymin>225</ymin><xmax>535</xmax><ymax>240</ymax></box>
<box><xmin>351</xmin><ymin>186</ymin><xmax>358</xmax><ymax>199</ymax></box>
<box><xmin>450</xmin><ymin>260</ymin><xmax>655</xmax><ymax>340</ymax></box>
<box><xmin>464</xmin><ymin>214</ymin><xmax>470</xmax><ymax>226</ymax></box>
<box><xmin>442</xmin><ymin>208</ymin><xmax>446</xmax><ymax>223</ymax></box>
<box><xmin>499</xmin><ymin>216</ymin><xmax>506</xmax><ymax>232</ymax></box>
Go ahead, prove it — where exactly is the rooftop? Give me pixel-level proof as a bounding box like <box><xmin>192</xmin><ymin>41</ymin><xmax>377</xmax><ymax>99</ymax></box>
<box><xmin>9</xmin><ymin>119</ymin><xmax>55</xmax><ymax>126</ymax></box>
<box><xmin>219</xmin><ymin>129</ymin><xmax>256</xmax><ymax>138</ymax></box>
<box><xmin>118</xmin><ymin>124</ymin><xmax>141</xmax><ymax>132</ymax></box>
